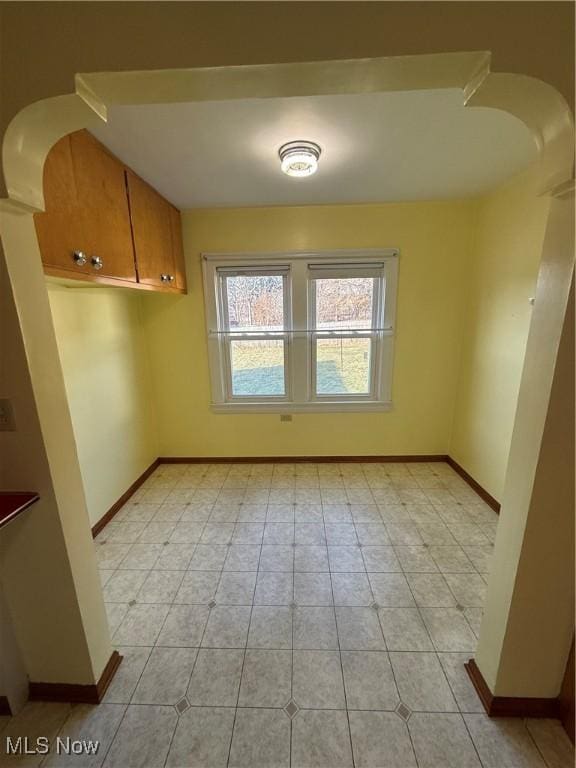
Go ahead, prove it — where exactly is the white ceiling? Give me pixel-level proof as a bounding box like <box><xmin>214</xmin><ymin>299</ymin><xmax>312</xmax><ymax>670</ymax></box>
<box><xmin>91</xmin><ymin>88</ymin><xmax>537</xmax><ymax>209</ymax></box>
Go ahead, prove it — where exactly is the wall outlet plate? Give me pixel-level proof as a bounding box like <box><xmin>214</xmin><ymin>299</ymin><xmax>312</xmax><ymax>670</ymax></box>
<box><xmin>0</xmin><ymin>399</ymin><xmax>16</xmax><ymax>431</ymax></box>
<box><xmin>280</xmin><ymin>414</ymin><xmax>293</xmax><ymax>422</ymax></box>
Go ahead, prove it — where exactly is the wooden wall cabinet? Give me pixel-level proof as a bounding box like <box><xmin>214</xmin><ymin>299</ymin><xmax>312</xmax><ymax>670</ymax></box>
<box><xmin>34</xmin><ymin>130</ymin><xmax>187</xmax><ymax>294</ymax></box>
<box><xmin>126</xmin><ymin>171</ymin><xmax>177</xmax><ymax>289</ymax></box>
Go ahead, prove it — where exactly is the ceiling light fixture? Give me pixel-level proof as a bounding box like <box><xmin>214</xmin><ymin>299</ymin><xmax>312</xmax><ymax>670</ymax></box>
<box><xmin>279</xmin><ymin>140</ymin><xmax>321</xmax><ymax>178</ymax></box>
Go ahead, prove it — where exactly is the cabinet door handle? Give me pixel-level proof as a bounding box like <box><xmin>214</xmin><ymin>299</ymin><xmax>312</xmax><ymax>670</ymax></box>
<box><xmin>73</xmin><ymin>251</ymin><xmax>87</xmax><ymax>266</ymax></box>
<box><xmin>91</xmin><ymin>256</ymin><xmax>104</xmax><ymax>270</ymax></box>
<box><xmin>160</xmin><ymin>274</ymin><xmax>169</xmax><ymax>282</ymax></box>
<box><xmin>168</xmin><ymin>275</ymin><xmax>175</xmax><ymax>283</ymax></box>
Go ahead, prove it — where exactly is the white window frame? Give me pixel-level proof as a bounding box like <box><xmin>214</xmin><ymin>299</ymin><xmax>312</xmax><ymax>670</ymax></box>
<box><xmin>202</xmin><ymin>249</ymin><xmax>399</xmax><ymax>413</ymax></box>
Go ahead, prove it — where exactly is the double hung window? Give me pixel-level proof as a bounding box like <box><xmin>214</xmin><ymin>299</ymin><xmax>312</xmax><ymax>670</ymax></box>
<box><xmin>203</xmin><ymin>250</ymin><xmax>398</xmax><ymax>411</ymax></box>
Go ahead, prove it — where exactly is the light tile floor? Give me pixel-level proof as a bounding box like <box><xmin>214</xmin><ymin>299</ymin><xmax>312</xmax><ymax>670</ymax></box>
<box><xmin>1</xmin><ymin>461</ymin><xmax>573</xmax><ymax>767</ymax></box>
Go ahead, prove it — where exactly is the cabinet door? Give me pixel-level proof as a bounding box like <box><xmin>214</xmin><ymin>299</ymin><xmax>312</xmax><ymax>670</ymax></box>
<box><xmin>169</xmin><ymin>205</ymin><xmax>187</xmax><ymax>291</ymax></box>
<box><xmin>126</xmin><ymin>171</ymin><xmax>175</xmax><ymax>288</ymax></box>
<box><xmin>70</xmin><ymin>131</ymin><xmax>137</xmax><ymax>281</ymax></box>
<box><xmin>34</xmin><ymin>135</ymin><xmax>91</xmax><ymax>274</ymax></box>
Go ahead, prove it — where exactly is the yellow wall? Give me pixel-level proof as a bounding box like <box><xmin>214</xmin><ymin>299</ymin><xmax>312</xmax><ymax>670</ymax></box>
<box><xmin>142</xmin><ymin>201</ymin><xmax>475</xmax><ymax>458</ymax></box>
<box><xmin>47</xmin><ymin>284</ymin><xmax>158</xmax><ymax>526</ymax></box>
<box><xmin>450</xmin><ymin>168</ymin><xmax>551</xmax><ymax>501</ymax></box>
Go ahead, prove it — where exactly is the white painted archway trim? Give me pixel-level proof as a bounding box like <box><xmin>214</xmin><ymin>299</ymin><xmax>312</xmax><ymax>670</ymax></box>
<box><xmin>2</xmin><ymin>51</ymin><xmax>574</xmax><ymax>214</ymax></box>
<box><xmin>0</xmin><ymin>51</ymin><xmax>573</xmax><ymax>698</ymax></box>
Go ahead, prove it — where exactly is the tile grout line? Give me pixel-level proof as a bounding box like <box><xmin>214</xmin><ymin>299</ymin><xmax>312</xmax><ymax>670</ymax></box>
<box><xmin>323</xmin><ymin>476</ymin><xmax>358</xmax><ymax>768</ymax></box>
<box><xmin>225</xmin><ymin>477</ymin><xmax>264</xmax><ymax>768</ymax></box>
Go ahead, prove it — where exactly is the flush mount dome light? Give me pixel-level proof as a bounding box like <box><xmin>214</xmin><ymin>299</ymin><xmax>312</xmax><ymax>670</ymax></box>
<box><xmin>279</xmin><ymin>140</ymin><xmax>321</xmax><ymax>177</ymax></box>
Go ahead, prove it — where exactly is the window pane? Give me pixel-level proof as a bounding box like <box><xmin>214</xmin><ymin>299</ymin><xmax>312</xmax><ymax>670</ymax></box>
<box><xmin>315</xmin><ymin>277</ymin><xmax>374</xmax><ymax>330</ymax></box>
<box><xmin>316</xmin><ymin>337</ymin><xmax>371</xmax><ymax>395</ymax></box>
<box><xmin>225</xmin><ymin>274</ymin><xmax>284</xmax><ymax>331</ymax></box>
<box><xmin>230</xmin><ymin>340</ymin><xmax>285</xmax><ymax>396</ymax></box>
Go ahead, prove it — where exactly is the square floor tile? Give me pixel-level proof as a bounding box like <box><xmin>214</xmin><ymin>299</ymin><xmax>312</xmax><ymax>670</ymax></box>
<box><xmin>166</xmin><ymin>707</ymin><xmax>235</xmax><ymax>768</ymax></box>
<box><xmin>138</xmin><ymin>522</ymin><xmax>176</xmax><ymax>544</ymax></box>
<box><xmin>102</xmin><ymin>704</ymin><xmax>177</xmax><ymax>767</ymax></box>
<box><xmin>336</xmin><ymin>607</ymin><xmax>386</xmax><ymax>651</ymax></box>
<box><xmin>248</xmin><ymin>606</ymin><xmax>292</xmax><ymax>649</ymax></box>
<box><xmin>462</xmin><ymin>545</ymin><xmax>493</xmax><ymax>574</ymax></box>
<box><xmin>175</xmin><ymin>571</ymin><xmax>220</xmax><ymax>604</ymax></box>
<box><xmin>295</xmin><ymin>505</ymin><xmax>323</xmax><ymax>523</ymax></box>
<box><xmin>323</xmin><ymin>505</ymin><xmax>353</xmax><ymax>524</ymax></box>
<box><xmin>294</xmin><ymin>546</ymin><xmax>329</xmax><ymax>572</ymax></box>
<box><xmin>263</xmin><ymin>523</ymin><xmax>294</xmax><ymax>545</ymax></box>
<box><xmin>202</xmin><ymin>606</ymin><xmax>251</xmax><ymax>648</ymax></box>
<box><xmin>448</xmin><ymin>523</ymin><xmax>489</xmax><ymax>546</ymax></box>
<box><xmin>238</xmin><ymin>649</ymin><xmax>292</xmax><ymax>707</ymax></box>
<box><xmin>395</xmin><ymin>546</ymin><xmax>439</xmax><ymax>573</ymax></box>
<box><xmin>420</xmin><ymin>608</ymin><xmax>478</xmax><ymax>652</ymax></box>
<box><xmin>428</xmin><ymin>546</ymin><xmax>475</xmax><ymax>573</ymax></box>
<box><xmin>328</xmin><ymin>546</ymin><xmax>365</xmax><ymax>572</ymax></box>
<box><xmin>187</xmin><ymin>648</ymin><xmax>244</xmax><ymax>706</ymax></box>
<box><xmin>293</xmin><ymin>607</ymin><xmax>338</xmax><ymax>650</ymax></box>
<box><xmin>349</xmin><ymin>711</ymin><xmax>417</xmax><ymax>768</ymax></box>
<box><xmin>464</xmin><ymin>714</ymin><xmax>547</xmax><ymax>768</ymax></box>
<box><xmin>295</xmin><ymin>523</ymin><xmax>326</xmax><ymax>546</ymax></box>
<box><xmin>408</xmin><ymin>712</ymin><xmax>481</xmax><ymax>767</ymax></box>
<box><xmin>120</xmin><ymin>543</ymin><xmax>163</xmax><ymax>570</ymax></box>
<box><xmin>325</xmin><ymin>524</ymin><xmax>358</xmax><ymax>546</ymax></box>
<box><xmin>416</xmin><ymin>523</ymin><xmax>457</xmax><ymax>545</ymax></box>
<box><xmin>229</xmin><ymin>708</ymin><xmax>290</xmax><ymax>768</ymax></box>
<box><xmin>132</xmin><ymin>646</ymin><xmax>197</xmax><ymax>705</ymax></box>
<box><xmin>137</xmin><ymin>570</ymin><xmax>184</xmax><ymax>603</ymax></box>
<box><xmin>378</xmin><ymin>607</ymin><xmax>434</xmax><ymax>651</ymax></box>
<box><xmin>224</xmin><ymin>545</ymin><xmax>261</xmax><ymax>571</ymax></box>
<box><xmin>362</xmin><ymin>546</ymin><xmax>402</xmax><ymax>572</ymax></box>
<box><xmin>292</xmin><ymin>650</ymin><xmax>346</xmax><ymax>709</ymax></box>
<box><xmin>156</xmin><ymin>604</ymin><xmax>209</xmax><ymax>647</ymax></box>
<box><xmin>233</xmin><ymin>523</ymin><xmax>265</xmax><ymax>545</ymax></box>
<box><xmin>188</xmin><ymin>544</ymin><xmax>228</xmax><ymax>571</ymax></box>
<box><xmin>437</xmin><ymin>653</ymin><xmax>484</xmax><ymax>713</ymax></box>
<box><xmin>356</xmin><ymin>523</ymin><xmax>390</xmax><ymax>545</ymax></box>
<box><xmin>291</xmin><ymin>709</ymin><xmax>353</xmax><ymax>768</ymax></box>
<box><xmin>405</xmin><ymin>573</ymin><xmax>456</xmax><ymax>607</ymax></box>
<box><xmin>267</xmin><ymin>504</ymin><xmax>295</xmax><ymax>523</ymax></box>
<box><xmin>254</xmin><ymin>571</ymin><xmax>293</xmax><ymax>605</ymax></box>
<box><xmin>201</xmin><ymin>523</ymin><xmax>235</xmax><ymax>545</ymax></box>
<box><xmin>369</xmin><ymin>573</ymin><xmax>415</xmax><ymax>607</ymax></box>
<box><xmin>43</xmin><ymin>703</ymin><xmax>126</xmax><ymax>767</ymax></box>
<box><xmin>154</xmin><ymin>543</ymin><xmax>195</xmax><ymax>571</ymax></box>
<box><xmin>444</xmin><ymin>573</ymin><xmax>487</xmax><ymax>607</ymax></box>
<box><xmin>389</xmin><ymin>652</ymin><xmax>458</xmax><ymax>712</ymax></box>
<box><xmin>106</xmin><ymin>603</ymin><xmax>129</xmax><ymax>636</ymax></box>
<box><xmin>294</xmin><ymin>572</ymin><xmax>333</xmax><ymax>605</ymax></box>
<box><xmin>112</xmin><ymin>604</ymin><xmax>170</xmax><ymax>646</ymax></box>
<box><xmin>341</xmin><ymin>650</ymin><xmax>399</xmax><ymax>710</ymax></box>
<box><xmin>238</xmin><ymin>504</ymin><xmax>267</xmax><ymax>522</ymax></box>
<box><xmin>332</xmin><ymin>573</ymin><xmax>373</xmax><ymax>606</ymax></box>
<box><xmin>103</xmin><ymin>646</ymin><xmax>152</xmax><ymax>704</ymax></box>
<box><xmin>216</xmin><ymin>572</ymin><xmax>257</xmax><ymax>605</ymax></box>
<box><xmin>259</xmin><ymin>545</ymin><xmax>294</xmax><ymax>571</ymax></box>
<box><xmin>103</xmin><ymin>570</ymin><xmax>148</xmax><ymax>603</ymax></box>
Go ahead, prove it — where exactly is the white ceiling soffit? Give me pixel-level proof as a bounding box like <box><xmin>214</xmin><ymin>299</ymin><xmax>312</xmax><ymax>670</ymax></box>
<box><xmin>90</xmin><ymin>88</ymin><xmax>537</xmax><ymax>209</ymax></box>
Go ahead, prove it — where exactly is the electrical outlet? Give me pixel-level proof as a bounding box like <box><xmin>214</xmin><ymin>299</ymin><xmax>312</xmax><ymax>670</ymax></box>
<box><xmin>0</xmin><ymin>399</ymin><xmax>16</xmax><ymax>431</ymax></box>
<box><xmin>280</xmin><ymin>414</ymin><xmax>293</xmax><ymax>422</ymax></box>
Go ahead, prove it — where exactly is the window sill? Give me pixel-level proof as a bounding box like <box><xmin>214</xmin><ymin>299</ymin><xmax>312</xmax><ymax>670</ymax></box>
<box><xmin>211</xmin><ymin>401</ymin><xmax>393</xmax><ymax>414</ymax></box>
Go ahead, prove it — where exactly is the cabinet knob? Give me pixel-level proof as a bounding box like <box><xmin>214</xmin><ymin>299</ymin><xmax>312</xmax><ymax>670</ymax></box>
<box><xmin>91</xmin><ymin>256</ymin><xmax>104</xmax><ymax>270</ymax></box>
<box><xmin>73</xmin><ymin>251</ymin><xmax>87</xmax><ymax>266</ymax></box>
<box><xmin>168</xmin><ymin>275</ymin><xmax>175</xmax><ymax>283</ymax></box>
<box><xmin>160</xmin><ymin>274</ymin><xmax>169</xmax><ymax>282</ymax></box>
